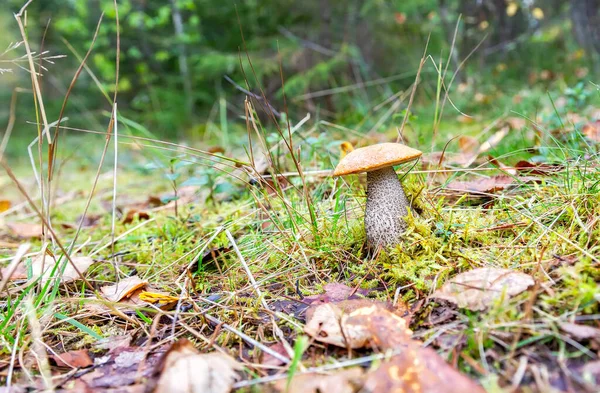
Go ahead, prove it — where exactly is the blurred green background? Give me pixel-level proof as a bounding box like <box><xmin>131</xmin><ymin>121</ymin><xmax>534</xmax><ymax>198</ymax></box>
<box><xmin>0</xmin><ymin>0</ymin><xmax>598</xmax><ymax>152</ymax></box>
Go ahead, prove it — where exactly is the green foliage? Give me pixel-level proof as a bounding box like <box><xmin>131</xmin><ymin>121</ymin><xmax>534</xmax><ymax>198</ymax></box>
<box><xmin>2</xmin><ymin>0</ymin><xmax>595</xmax><ymax>141</ymax></box>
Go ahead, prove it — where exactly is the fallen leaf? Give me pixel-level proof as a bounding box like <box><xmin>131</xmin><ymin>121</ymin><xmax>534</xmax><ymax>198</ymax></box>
<box><xmin>80</xmin><ymin>345</ymin><xmax>162</xmax><ymax>390</ymax></box>
<box><xmin>506</xmin><ymin>117</ymin><xmax>527</xmax><ymax>130</ymax></box>
<box><xmin>155</xmin><ymin>339</ymin><xmax>241</xmax><ymax>393</ymax></box>
<box><xmin>582</xmin><ymin>121</ymin><xmax>600</xmax><ymax>142</ymax></box>
<box><xmin>122</xmin><ymin>209</ymin><xmax>151</xmax><ymax>224</ymax></box>
<box><xmin>20</xmin><ymin>254</ymin><xmax>94</xmax><ymax>283</ymax></box>
<box><xmin>515</xmin><ymin>160</ymin><xmax>562</xmax><ymax>175</ymax></box>
<box><xmin>431</xmin><ymin>267</ymin><xmax>534</xmax><ymax>311</ymax></box>
<box><xmin>138</xmin><ymin>291</ymin><xmax>180</xmax><ymax>305</ymax></box>
<box><xmin>0</xmin><ymin>200</ymin><xmax>11</xmax><ymax>213</ymax></box>
<box><xmin>261</xmin><ymin>342</ymin><xmax>289</xmax><ymax>368</ymax></box>
<box><xmin>446</xmin><ymin>175</ymin><xmax>516</xmax><ymax>194</ymax></box>
<box><xmin>101</xmin><ymin>276</ymin><xmax>148</xmax><ymax>302</ymax></box>
<box><xmin>51</xmin><ymin>349</ymin><xmax>93</xmax><ymax>368</ymax></box>
<box><xmin>304</xmin><ymin>283</ymin><xmax>369</xmax><ymax>305</ymax></box>
<box><xmin>487</xmin><ymin>155</ymin><xmax>517</xmax><ymax>175</ymax></box>
<box><xmin>304</xmin><ymin>302</ymin><xmax>411</xmax><ymax>349</ymax></box>
<box><xmin>343</xmin><ymin>305</ymin><xmax>413</xmax><ymax>349</ymax></box>
<box><xmin>274</xmin><ymin>368</ymin><xmax>364</xmax><ymax>393</ymax></box>
<box><xmin>93</xmin><ymin>335</ymin><xmax>132</xmax><ymax>352</ymax></box>
<box><xmin>559</xmin><ymin>322</ymin><xmax>600</xmax><ymax>340</ymax></box>
<box><xmin>304</xmin><ymin>303</ymin><xmax>348</xmax><ymax>347</ymax></box>
<box><xmin>458</xmin><ymin>136</ymin><xmax>479</xmax><ymax>155</ymax></box>
<box><xmin>363</xmin><ymin>346</ymin><xmax>486</xmax><ymax>393</ymax></box>
<box><xmin>7</xmin><ymin>222</ymin><xmax>43</xmax><ymax>239</ymax></box>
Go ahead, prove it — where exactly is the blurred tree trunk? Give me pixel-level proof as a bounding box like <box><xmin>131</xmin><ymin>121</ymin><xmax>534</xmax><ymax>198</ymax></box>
<box><xmin>571</xmin><ymin>0</ymin><xmax>600</xmax><ymax>58</ymax></box>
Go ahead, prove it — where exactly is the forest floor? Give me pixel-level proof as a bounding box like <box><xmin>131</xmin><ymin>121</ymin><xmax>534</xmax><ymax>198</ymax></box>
<box><xmin>2</xmin><ymin>79</ymin><xmax>600</xmax><ymax>393</ymax></box>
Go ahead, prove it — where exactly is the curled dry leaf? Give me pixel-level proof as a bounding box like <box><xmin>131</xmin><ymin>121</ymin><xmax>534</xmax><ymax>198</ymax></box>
<box><xmin>431</xmin><ymin>267</ymin><xmax>534</xmax><ymax>311</ymax></box>
<box><xmin>363</xmin><ymin>346</ymin><xmax>486</xmax><ymax>393</ymax></box>
<box><xmin>7</xmin><ymin>222</ymin><xmax>43</xmax><ymax>239</ymax></box>
<box><xmin>155</xmin><ymin>339</ymin><xmax>241</xmax><ymax>393</ymax></box>
<box><xmin>304</xmin><ymin>302</ymin><xmax>412</xmax><ymax>349</ymax></box>
<box><xmin>51</xmin><ymin>349</ymin><xmax>93</xmax><ymax>368</ymax></box>
<box><xmin>274</xmin><ymin>368</ymin><xmax>364</xmax><ymax>393</ymax></box>
<box><xmin>101</xmin><ymin>276</ymin><xmax>148</xmax><ymax>302</ymax></box>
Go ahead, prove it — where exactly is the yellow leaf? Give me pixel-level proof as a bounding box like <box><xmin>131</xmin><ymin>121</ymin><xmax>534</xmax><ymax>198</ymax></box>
<box><xmin>532</xmin><ymin>8</ymin><xmax>544</xmax><ymax>20</ymax></box>
<box><xmin>506</xmin><ymin>2</ymin><xmax>518</xmax><ymax>17</ymax></box>
<box><xmin>340</xmin><ymin>141</ymin><xmax>354</xmax><ymax>158</ymax></box>
<box><xmin>0</xmin><ymin>200</ymin><xmax>11</xmax><ymax>213</ymax></box>
<box><xmin>138</xmin><ymin>291</ymin><xmax>180</xmax><ymax>304</ymax></box>
<box><xmin>479</xmin><ymin>20</ymin><xmax>489</xmax><ymax>30</ymax></box>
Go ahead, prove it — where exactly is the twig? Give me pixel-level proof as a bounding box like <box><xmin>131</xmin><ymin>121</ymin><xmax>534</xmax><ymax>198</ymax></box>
<box><xmin>203</xmin><ymin>312</ymin><xmax>290</xmax><ymax>365</ymax></box>
<box><xmin>233</xmin><ymin>348</ymin><xmax>406</xmax><ymax>388</ymax></box>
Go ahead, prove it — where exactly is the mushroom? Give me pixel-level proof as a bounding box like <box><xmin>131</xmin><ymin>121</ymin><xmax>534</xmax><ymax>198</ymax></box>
<box><xmin>333</xmin><ymin>142</ymin><xmax>422</xmax><ymax>250</ymax></box>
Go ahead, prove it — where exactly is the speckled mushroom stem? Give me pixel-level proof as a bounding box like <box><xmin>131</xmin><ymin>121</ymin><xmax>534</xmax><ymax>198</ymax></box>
<box><xmin>365</xmin><ymin>166</ymin><xmax>411</xmax><ymax>250</ymax></box>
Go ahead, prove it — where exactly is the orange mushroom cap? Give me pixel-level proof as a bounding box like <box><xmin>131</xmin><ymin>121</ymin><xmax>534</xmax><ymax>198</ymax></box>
<box><xmin>333</xmin><ymin>142</ymin><xmax>422</xmax><ymax>176</ymax></box>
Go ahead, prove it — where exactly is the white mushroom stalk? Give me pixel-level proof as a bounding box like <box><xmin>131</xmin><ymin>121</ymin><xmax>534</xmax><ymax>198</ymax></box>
<box><xmin>333</xmin><ymin>143</ymin><xmax>422</xmax><ymax>251</ymax></box>
<box><xmin>365</xmin><ymin>166</ymin><xmax>411</xmax><ymax>249</ymax></box>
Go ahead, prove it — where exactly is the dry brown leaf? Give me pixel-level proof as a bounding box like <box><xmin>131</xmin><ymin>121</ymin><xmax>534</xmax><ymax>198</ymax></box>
<box><xmin>583</xmin><ymin>120</ymin><xmax>600</xmax><ymax>142</ymax></box>
<box><xmin>155</xmin><ymin>339</ymin><xmax>241</xmax><ymax>393</ymax></box>
<box><xmin>487</xmin><ymin>155</ymin><xmax>517</xmax><ymax>175</ymax></box>
<box><xmin>559</xmin><ymin>322</ymin><xmax>600</xmax><ymax>340</ymax></box>
<box><xmin>458</xmin><ymin>136</ymin><xmax>479</xmax><ymax>155</ymax></box>
<box><xmin>303</xmin><ymin>283</ymin><xmax>369</xmax><ymax>305</ymax></box>
<box><xmin>261</xmin><ymin>342</ymin><xmax>289</xmax><ymax>368</ymax></box>
<box><xmin>343</xmin><ymin>305</ymin><xmax>413</xmax><ymax>349</ymax></box>
<box><xmin>304</xmin><ymin>302</ymin><xmax>411</xmax><ymax>349</ymax></box>
<box><xmin>363</xmin><ymin>346</ymin><xmax>486</xmax><ymax>393</ymax></box>
<box><xmin>506</xmin><ymin>117</ymin><xmax>527</xmax><ymax>130</ymax></box>
<box><xmin>18</xmin><ymin>254</ymin><xmax>94</xmax><ymax>283</ymax></box>
<box><xmin>304</xmin><ymin>303</ymin><xmax>348</xmax><ymax>347</ymax></box>
<box><xmin>94</xmin><ymin>335</ymin><xmax>133</xmax><ymax>352</ymax></box>
<box><xmin>431</xmin><ymin>267</ymin><xmax>534</xmax><ymax>311</ymax></box>
<box><xmin>7</xmin><ymin>222</ymin><xmax>43</xmax><ymax>239</ymax></box>
<box><xmin>79</xmin><ymin>345</ymin><xmax>162</xmax><ymax>390</ymax></box>
<box><xmin>446</xmin><ymin>175</ymin><xmax>516</xmax><ymax>194</ymax></box>
<box><xmin>101</xmin><ymin>276</ymin><xmax>148</xmax><ymax>302</ymax></box>
<box><xmin>51</xmin><ymin>349</ymin><xmax>93</xmax><ymax>368</ymax></box>
<box><xmin>274</xmin><ymin>368</ymin><xmax>364</xmax><ymax>393</ymax></box>
<box><xmin>515</xmin><ymin>160</ymin><xmax>562</xmax><ymax>175</ymax></box>
<box><xmin>122</xmin><ymin>209</ymin><xmax>151</xmax><ymax>224</ymax></box>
